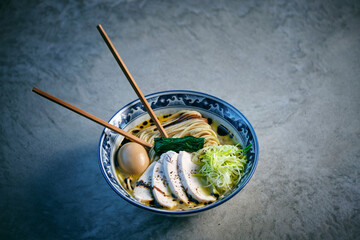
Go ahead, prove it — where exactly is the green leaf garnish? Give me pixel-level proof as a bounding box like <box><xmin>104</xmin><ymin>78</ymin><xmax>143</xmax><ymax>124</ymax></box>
<box><xmin>154</xmin><ymin>136</ymin><xmax>205</xmax><ymax>155</ymax></box>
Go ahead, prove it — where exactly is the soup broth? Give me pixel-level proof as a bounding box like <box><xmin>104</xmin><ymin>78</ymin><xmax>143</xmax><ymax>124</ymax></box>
<box><xmin>114</xmin><ymin>110</ymin><xmax>240</xmax><ymax>211</ymax></box>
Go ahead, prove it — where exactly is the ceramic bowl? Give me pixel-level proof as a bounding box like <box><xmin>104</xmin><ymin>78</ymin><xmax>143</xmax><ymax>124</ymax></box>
<box><xmin>99</xmin><ymin>90</ymin><xmax>259</xmax><ymax>215</ymax></box>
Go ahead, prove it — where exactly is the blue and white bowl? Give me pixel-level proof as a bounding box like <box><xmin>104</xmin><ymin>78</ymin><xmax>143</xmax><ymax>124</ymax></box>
<box><xmin>99</xmin><ymin>90</ymin><xmax>259</xmax><ymax>215</ymax></box>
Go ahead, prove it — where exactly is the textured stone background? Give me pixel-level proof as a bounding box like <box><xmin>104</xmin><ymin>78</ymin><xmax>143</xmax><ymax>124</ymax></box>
<box><xmin>1</xmin><ymin>0</ymin><xmax>359</xmax><ymax>239</ymax></box>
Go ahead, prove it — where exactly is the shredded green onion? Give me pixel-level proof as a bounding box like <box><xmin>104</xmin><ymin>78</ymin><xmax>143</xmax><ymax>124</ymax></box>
<box><xmin>192</xmin><ymin>144</ymin><xmax>250</xmax><ymax>195</ymax></box>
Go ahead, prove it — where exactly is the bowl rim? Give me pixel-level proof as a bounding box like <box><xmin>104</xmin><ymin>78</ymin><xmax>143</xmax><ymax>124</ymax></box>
<box><xmin>98</xmin><ymin>89</ymin><xmax>259</xmax><ymax>215</ymax></box>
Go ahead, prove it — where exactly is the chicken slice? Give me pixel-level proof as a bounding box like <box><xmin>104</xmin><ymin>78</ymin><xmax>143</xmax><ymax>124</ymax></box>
<box><xmin>133</xmin><ymin>161</ymin><xmax>156</xmax><ymax>203</ymax></box>
<box><xmin>162</xmin><ymin>151</ymin><xmax>189</xmax><ymax>204</ymax></box>
<box><xmin>178</xmin><ymin>151</ymin><xmax>216</xmax><ymax>203</ymax></box>
<box><xmin>152</xmin><ymin>156</ymin><xmax>177</xmax><ymax>209</ymax></box>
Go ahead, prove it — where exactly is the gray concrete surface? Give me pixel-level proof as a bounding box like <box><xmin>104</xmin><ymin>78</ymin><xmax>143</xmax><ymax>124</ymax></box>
<box><xmin>1</xmin><ymin>0</ymin><xmax>359</xmax><ymax>239</ymax></box>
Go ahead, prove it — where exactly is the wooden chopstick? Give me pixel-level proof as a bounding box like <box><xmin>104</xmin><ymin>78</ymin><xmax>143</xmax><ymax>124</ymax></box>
<box><xmin>32</xmin><ymin>87</ymin><xmax>153</xmax><ymax>148</ymax></box>
<box><xmin>97</xmin><ymin>24</ymin><xmax>169</xmax><ymax>138</ymax></box>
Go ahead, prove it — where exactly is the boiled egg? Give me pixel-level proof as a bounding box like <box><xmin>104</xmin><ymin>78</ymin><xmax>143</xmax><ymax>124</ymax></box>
<box><xmin>117</xmin><ymin>142</ymin><xmax>150</xmax><ymax>175</ymax></box>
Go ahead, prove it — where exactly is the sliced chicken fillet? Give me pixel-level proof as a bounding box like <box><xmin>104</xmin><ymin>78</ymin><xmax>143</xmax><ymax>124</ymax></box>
<box><xmin>133</xmin><ymin>161</ymin><xmax>156</xmax><ymax>203</ymax></box>
<box><xmin>178</xmin><ymin>151</ymin><xmax>216</xmax><ymax>203</ymax></box>
<box><xmin>152</xmin><ymin>156</ymin><xmax>177</xmax><ymax>209</ymax></box>
<box><xmin>162</xmin><ymin>151</ymin><xmax>189</xmax><ymax>204</ymax></box>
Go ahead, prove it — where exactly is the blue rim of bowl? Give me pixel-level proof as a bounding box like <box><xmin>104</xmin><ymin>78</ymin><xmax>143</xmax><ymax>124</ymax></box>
<box><xmin>98</xmin><ymin>90</ymin><xmax>259</xmax><ymax>215</ymax></box>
